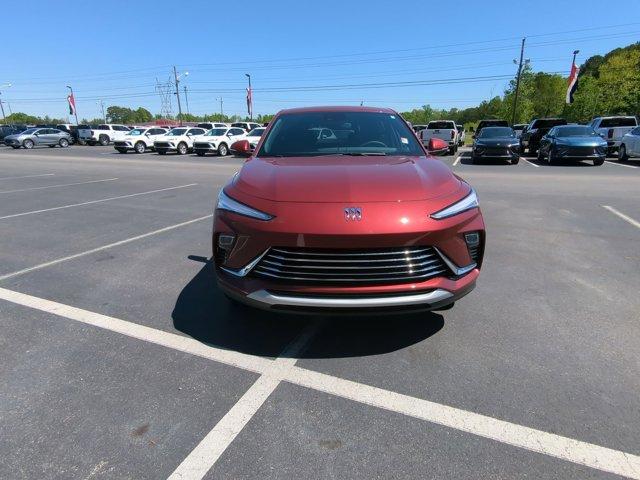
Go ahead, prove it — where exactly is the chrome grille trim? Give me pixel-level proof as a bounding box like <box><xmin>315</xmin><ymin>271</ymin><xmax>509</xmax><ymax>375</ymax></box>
<box><xmin>252</xmin><ymin>246</ymin><xmax>449</xmax><ymax>284</ymax></box>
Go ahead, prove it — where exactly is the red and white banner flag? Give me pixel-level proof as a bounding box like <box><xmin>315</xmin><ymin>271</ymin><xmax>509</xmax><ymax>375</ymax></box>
<box><xmin>67</xmin><ymin>93</ymin><xmax>76</xmax><ymax>115</ymax></box>
<box><xmin>566</xmin><ymin>60</ymin><xmax>579</xmax><ymax>104</ymax></box>
<box><xmin>246</xmin><ymin>86</ymin><xmax>252</xmax><ymax>118</ymax></box>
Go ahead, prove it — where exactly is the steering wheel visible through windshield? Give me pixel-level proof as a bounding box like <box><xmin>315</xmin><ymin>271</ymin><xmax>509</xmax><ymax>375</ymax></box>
<box><xmin>257</xmin><ymin>111</ymin><xmax>423</xmax><ymax>157</ymax></box>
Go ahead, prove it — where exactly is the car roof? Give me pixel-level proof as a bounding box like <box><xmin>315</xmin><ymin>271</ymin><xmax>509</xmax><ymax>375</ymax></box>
<box><xmin>276</xmin><ymin>105</ymin><xmax>397</xmax><ymax>115</ymax></box>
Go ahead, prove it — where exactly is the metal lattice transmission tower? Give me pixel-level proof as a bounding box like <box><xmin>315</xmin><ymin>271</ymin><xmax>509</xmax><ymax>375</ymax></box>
<box><xmin>155</xmin><ymin>77</ymin><xmax>174</xmax><ymax>119</ymax></box>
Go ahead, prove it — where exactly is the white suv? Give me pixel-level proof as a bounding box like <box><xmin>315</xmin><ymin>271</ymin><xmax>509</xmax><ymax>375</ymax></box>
<box><xmin>153</xmin><ymin>126</ymin><xmax>207</xmax><ymax>155</ymax></box>
<box><xmin>193</xmin><ymin>127</ymin><xmax>246</xmax><ymax>156</ymax></box>
<box><xmin>78</xmin><ymin>124</ymin><xmax>131</xmax><ymax>145</ymax></box>
<box><xmin>113</xmin><ymin>127</ymin><xmax>168</xmax><ymax>154</ymax></box>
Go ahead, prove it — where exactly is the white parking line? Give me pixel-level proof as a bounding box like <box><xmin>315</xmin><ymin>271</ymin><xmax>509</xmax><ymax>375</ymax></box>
<box><xmin>167</xmin><ymin>324</ymin><xmax>319</xmax><ymax>480</ymax></box>
<box><xmin>605</xmin><ymin>160</ymin><xmax>639</xmax><ymax>169</ymax></box>
<box><xmin>0</xmin><ymin>183</ymin><xmax>197</xmax><ymax>220</ymax></box>
<box><xmin>602</xmin><ymin>205</ymin><xmax>640</xmax><ymax>229</ymax></box>
<box><xmin>0</xmin><ymin>173</ymin><xmax>55</xmax><ymax>181</ymax></box>
<box><xmin>0</xmin><ymin>287</ymin><xmax>637</xmax><ymax>479</ymax></box>
<box><xmin>452</xmin><ymin>156</ymin><xmax>462</xmax><ymax>166</ymax></box>
<box><xmin>521</xmin><ymin>157</ymin><xmax>540</xmax><ymax>167</ymax></box>
<box><xmin>0</xmin><ymin>177</ymin><xmax>118</xmax><ymax>194</ymax></box>
<box><xmin>0</xmin><ymin>215</ymin><xmax>213</xmax><ymax>281</ymax></box>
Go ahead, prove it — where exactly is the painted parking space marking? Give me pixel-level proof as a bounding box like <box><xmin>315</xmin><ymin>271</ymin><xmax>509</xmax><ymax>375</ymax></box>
<box><xmin>602</xmin><ymin>205</ymin><xmax>640</xmax><ymax>229</ymax></box>
<box><xmin>0</xmin><ymin>214</ymin><xmax>213</xmax><ymax>281</ymax></box>
<box><xmin>605</xmin><ymin>160</ymin><xmax>639</xmax><ymax>169</ymax></box>
<box><xmin>521</xmin><ymin>157</ymin><xmax>540</xmax><ymax>167</ymax></box>
<box><xmin>167</xmin><ymin>324</ymin><xmax>320</xmax><ymax>480</ymax></box>
<box><xmin>453</xmin><ymin>156</ymin><xmax>462</xmax><ymax>166</ymax></box>
<box><xmin>0</xmin><ymin>183</ymin><xmax>198</xmax><ymax>220</ymax></box>
<box><xmin>0</xmin><ymin>287</ymin><xmax>638</xmax><ymax>480</ymax></box>
<box><xmin>0</xmin><ymin>177</ymin><xmax>118</xmax><ymax>194</ymax></box>
<box><xmin>0</xmin><ymin>173</ymin><xmax>55</xmax><ymax>181</ymax></box>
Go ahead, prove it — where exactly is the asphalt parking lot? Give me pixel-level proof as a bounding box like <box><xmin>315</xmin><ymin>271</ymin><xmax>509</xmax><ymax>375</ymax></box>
<box><xmin>0</xmin><ymin>144</ymin><xmax>639</xmax><ymax>479</ymax></box>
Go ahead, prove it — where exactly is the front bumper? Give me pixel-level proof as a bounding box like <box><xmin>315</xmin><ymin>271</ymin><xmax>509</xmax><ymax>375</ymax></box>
<box><xmin>193</xmin><ymin>143</ymin><xmax>218</xmax><ymax>154</ymax></box>
<box><xmin>213</xmin><ymin>196</ymin><xmax>485</xmax><ymax>313</ymax></box>
<box><xmin>553</xmin><ymin>145</ymin><xmax>606</xmax><ymax>160</ymax></box>
<box><xmin>473</xmin><ymin>146</ymin><xmax>519</xmax><ymax>159</ymax></box>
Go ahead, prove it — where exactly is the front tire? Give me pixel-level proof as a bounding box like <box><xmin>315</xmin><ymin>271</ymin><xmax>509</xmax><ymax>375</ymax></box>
<box><xmin>471</xmin><ymin>155</ymin><xmax>478</xmax><ymax>164</ymax></box>
<box><xmin>134</xmin><ymin>141</ymin><xmax>146</xmax><ymax>154</ymax></box>
<box><xmin>448</xmin><ymin>146</ymin><xmax>456</xmax><ymax>155</ymax></box>
<box><xmin>99</xmin><ymin>135</ymin><xmax>109</xmax><ymax>146</ymax></box>
<box><xmin>116</xmin><ymin>148</ymin><xmax>127</xmax><ymax>154</ymax></box>
<box><xmin>177</xmin><ymin>142</ymin><xmax>188</xmax><ymax>155</ymax></box>
<box><xmin>547</xmin><ymin>148</ymin><xmax>555</xmax><ymax>165</ymax></box>
<box><xmin>23</xmin><ymin>139</ymin><xmax>34</xmax><ymax>149</ymax></box>
<box><xmin>157</xmin><ymin>150</ymin><xmax>167</xmax><ymax>155</ymax></box>
<box><xmin>618</xmin><ymin>144</ymin><xmax>628</xmax><ymax>162</ymax></box>
<box><xmin>196</xmin><ymin>151</ymin><xmax>205</xmax><ymax>157</ymax></box>
<box><xmin>594</xmin><ymin>157</ymin><xmax>605</xmax><ymax>166</ymax></box>
<box><xmin>511</xmin><ymin>157</ymin><xmax>520</xmax><ymax>165</ymax></box>
<box><xmin>59</xmin><ymin>138</ymin><xmax>69</xmax><ymax>148</ymax></box>
<box><xmin>217</xmin><ymin>143</ymin><xmax>228</xmax><ymax>156</ymax></box>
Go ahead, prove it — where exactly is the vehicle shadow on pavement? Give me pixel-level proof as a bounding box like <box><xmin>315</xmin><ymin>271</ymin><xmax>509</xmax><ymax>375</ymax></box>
<box><xmin>172</xmin><ymin>262</ymin><xmax>444</xmax><ymax>359</ymax></box>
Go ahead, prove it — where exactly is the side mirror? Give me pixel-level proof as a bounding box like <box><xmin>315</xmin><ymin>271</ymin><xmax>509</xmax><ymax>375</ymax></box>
<box><xmin>231</xmin><ymin>139</ymin><xmax>251</xmax><ymax>157</ymax></box>
<box><xmin>427</xmin><ymin>138</ymin><xmax>449</xmax><ymax>156</ymax></box>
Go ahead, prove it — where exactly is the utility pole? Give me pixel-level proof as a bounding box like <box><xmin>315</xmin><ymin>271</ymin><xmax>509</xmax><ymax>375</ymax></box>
<box><xmin>183</xmin><ymin>85</ymin><xmax>190</xmax><ymax>116</ymax></box>
<box><xmin>98</xmin><ymin>100</ymin><xmax>106</xmax><ymax>123</ymax></box>
<box><xmin>173</xmin><ymin>66</ymin><xmax>183</xmax><ymax>125</ymax></box>
<box><xmin>511</xmin><ymin>37</ymin><xmax>526</xmax><ymax>126</ymax></box>
<box><xmin>218</xmin><ymin>97</ymin><xmax>223</xmax><ymax>119</ymax></box>
<box><xmin>0</xmin><ymin>83</ymin><xmax>12</xmax><ymax>124</ymax></box>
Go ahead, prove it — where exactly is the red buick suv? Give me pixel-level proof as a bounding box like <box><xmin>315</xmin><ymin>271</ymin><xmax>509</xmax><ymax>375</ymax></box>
<box><xmin>213</xmin><ymin>106</ymin><xmax>485</xmax><ymax>313</ymax></box>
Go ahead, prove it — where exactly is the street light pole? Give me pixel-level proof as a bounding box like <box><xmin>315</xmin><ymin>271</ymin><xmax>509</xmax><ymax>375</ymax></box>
<box><xmin>66</xmin><ymin>85</ymin><xmax>79</xmax><ymax>126</ymax></box>
<box><xmin>245</xmin><ymin>73</ymin><xmax>252</xmax><ymax>121</ymax></box>
<box><xmin>0</xmin><ymin>83</ymin><xmax>12</xmax><ymax>124</ymax></box>
<box><xmin>183</xmin><ymin>85</ymin><xmax>190</xmax><ymax>116</ymax></box>
<box><xmin>511</xmin><ymin>37</ymin><xmax>526</xmax><ymax>126</ymax></box>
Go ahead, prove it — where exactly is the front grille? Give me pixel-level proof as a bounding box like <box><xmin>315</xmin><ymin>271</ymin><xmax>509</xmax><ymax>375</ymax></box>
<box><xmin>114</xmin><ymin>141</ymin><xmax>128</xmax><ymax>147</ymax></box>
<box><xmin>155</xmin><ymin>142</ymin><xmax>171</xmax><ymax>148</ymax></box>
<box><xmin>194</xmin><ymin>142</ymin><xmax>213</xmax><ymax>149</ymax></box>
<box><xmin>558</xmin><ymin>146</ymin><xmax>604</xmax><ymax>156</ymax></box>
<box><xmin>251</xmin><ymin>246</ymin><xmax>449</xmax><ymax>285</ymax></box>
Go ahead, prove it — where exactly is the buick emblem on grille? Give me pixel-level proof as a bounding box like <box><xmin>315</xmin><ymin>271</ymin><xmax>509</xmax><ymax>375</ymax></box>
<box><xmin>344</xmin><ymin>207</ymin><xmax>362</xmax><ymax>221</ymax></box>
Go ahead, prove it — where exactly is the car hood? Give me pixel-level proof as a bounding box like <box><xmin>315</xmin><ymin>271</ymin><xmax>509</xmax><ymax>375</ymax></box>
<box><xmin>555</xmin><ymin>137</ymin><xmax>607</xmax><ymax>146</ymax></box>
<box><xmin>232</xmin><ymin>155</ymin><xmax>462</xmax><ymax>203</ymax></box>
<box><xmin>475</xmin><ymin>137</ymin><xmax>519</xmax><ymax>146</ymax></box>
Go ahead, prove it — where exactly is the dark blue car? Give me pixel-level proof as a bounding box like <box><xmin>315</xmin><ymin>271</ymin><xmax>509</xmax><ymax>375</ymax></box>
<box><xmin>538</xmin><ymin>125</ymin><xmax>607</xmax><ymax>166</ymax></box>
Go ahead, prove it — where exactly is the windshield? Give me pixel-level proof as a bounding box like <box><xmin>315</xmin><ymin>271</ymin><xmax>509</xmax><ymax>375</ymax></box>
<box><xmin>205</xmin><ymin>128</ymin><xmax>228</xmax><ymax>136</ymax></box>
<box><xmin>479</xmin><ymin>127</ymin><xmax>515</xmax><ymax>138</ymax></box>
<box><xmin>247</xmin><ymin>128</ymin><xmax>265</xmax><ymax>137</ymax></box>
<box><xmin>555</xmin><ymin>126</ymin><xmax>599</xmax><ymax>137</ymax></box>
<box><xmin>127</xmin><ymin>129</ymin><xmax>145</xmax><ymax>136</ymax></box>
<box><xmin>167</xmin><ymin>128</ymin><xmax>187</xmax><ymax>136</ymax></box>
<box><xmin>20</xmin><ymin>128</ymin><xmax>39</xmax><ymax>135</ymax></box>
<box><xmin>532</xmin><ymin>119</ymin><xmax>566</xmax><ymax>128</ymax></box>
<box><xmin>599</xmin><ymin>117</ymin><xmax>637</xmax><ymax>128</ymax></box>
<box><xmin>427</xmin><ymin>121</ymin><xmax>455</xmax><ymax>129</ymax></box>
<box><xmin>258</xmin><ymin>111</ymin><xmax>424</xmax><ymax>157</ymax></box>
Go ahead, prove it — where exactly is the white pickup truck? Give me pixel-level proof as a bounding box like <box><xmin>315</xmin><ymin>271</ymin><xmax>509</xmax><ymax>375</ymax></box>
<box><xmin>78</xmin><ymin>124</ymin><xmax>132</xmax><ymax>146</ymax></box>
<box><xmin>153</xmin><ymin>126</ymin><xmax>208</xmax><ymax>155</ymax></box>
<box><xmin>419</xmin><ymin>120</ymin><xmax>458</xmax><ymax>155</ymax></box>
<box><xmin>588</xmin><ymin>116</ymin><xmax>638</xmax><ymax>155</ymax></box>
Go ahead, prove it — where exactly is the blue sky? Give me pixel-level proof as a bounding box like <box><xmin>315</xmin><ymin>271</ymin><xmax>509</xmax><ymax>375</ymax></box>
<box><xmin>4</xmin><ymin>0</ymin><xmax>640</xmax><ymax>120</ymax></box>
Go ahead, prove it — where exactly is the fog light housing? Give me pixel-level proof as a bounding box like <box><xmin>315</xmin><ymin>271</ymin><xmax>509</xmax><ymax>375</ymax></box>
<box><xmin>215</xmin><ymin>234</ymin><xmax>236</xmax><ymax>264</ymax></box>
<box><xmin>464</xmin><ymin>232</ymin><xmax>482</xmax><ymax>264</ymax></box>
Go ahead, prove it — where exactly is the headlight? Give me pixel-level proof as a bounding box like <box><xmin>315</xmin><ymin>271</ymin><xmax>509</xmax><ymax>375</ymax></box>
<box><xmin>216</xmin><ymin>189</ymin><xmax>274</xmax><ymax>221</ymax></box>
<box><xmin>431</xmin><ymin>189</ymin><xmax>479</xmax><ymax>220</ymax></box>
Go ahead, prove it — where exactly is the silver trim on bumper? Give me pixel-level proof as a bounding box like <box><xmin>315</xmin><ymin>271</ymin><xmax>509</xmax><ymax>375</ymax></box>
<box><xmin>246</xmin><ymin>288</ymin><xmax>454</xmax><ymax>308</ymax></box>
<box><xmin>220</xmin><ymin>250</ymin><xmax>269</xmax><ymax>277</ymax></box>
<box><xmin>433</xmin><ymin>247</ymin><xmax>477</xmax><ymax>276</ymax></box>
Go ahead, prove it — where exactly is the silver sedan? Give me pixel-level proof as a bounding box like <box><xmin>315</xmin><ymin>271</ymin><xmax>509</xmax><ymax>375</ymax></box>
<box><xmin>4</xmin><ymin>127</ymin><xmax>72</xmax><ymax>149</ymax></box>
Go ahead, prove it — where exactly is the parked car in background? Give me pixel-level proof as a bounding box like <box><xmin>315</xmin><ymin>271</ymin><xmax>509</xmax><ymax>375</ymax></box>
<box><xmin>471</xmin><ymin>126</ymin><xmax>520</xmax><ymax>164</ymax></box>
<box><xmin>519</xmin><ymin>118</ymin><xmax>567</xmax><ymax>154</ymax></box>
<box><xmin>193</xmin><ymin>127</ymin><xmax>246</xmax><ymax>156</ymax></box>
<box><xmin>0</xmin><ymin>125</ymin><xmax>27</xmax><ymax>144</ymax></box>
<box><xmin>512</xmin><ymin>124</ymin><xmax>527</xmax><ymax>138</ymax></box>
<box><xmin>78</xmin><ymin>124</ymin><xmax>132</xmax><ymax>146</ymax></box>
<box><xmin>231</xmin><ymin>122</ymin><xmax>261</xmax><ymax>132</ymax></box>
<box><xmin>618</xmin><ymin>126</ymin><xmax>640</xmax><ymax>161</ymax></box>
<box><xmin>213</xmin><ymin>106</ymin><xmax>485</xmax><ymax>313</ymax></box>
<box><xmin>245</xmin><ymin>127</ymin><xmax>265</xmax><ymax>152</ymax></box>
<box><xmin>537</xmin><ymin>125</ymin><xmax>606</xmax><ymax>166</ymax></box>
<box><xmin>456</xmin><ymin>124</ymin><xmax>466</xmax><ymax>146</ymax></box>
<box><xmin>197</xmin><ymin>122</ymin><xmax>228</xmax><ymax>130</ymax></box>
<box><xmin>475</xmin><ymin>119</ymin><xmax>509</xmax><ymax>137</ymax></box>
<box><xmin>588</xmin><ymin>116</ymin><xmax>638</xmax><ymax>155</ymax></box>
<box><xmin>113</xmin><ymin>127</ymin><xmax>168</xmax><ymax>154</ymax></box>
<box><xmin>55</xmin><ymin>124</ymin><xmax>79</xmax><ymax>144</ymax></box>
<box><xmin>420</xmin><ymin>120</ymin><xmax>458</xmax><ymax>155</ymax></box>
<box><xmin>4</xmin><ymin>127</ymin><xmax>72</xmax><ymax>149</ymax></box>
<box><xmin>412</xmin><ymin>124</ymin><xmax>427</xmax><ymax>134</ymax></box>
<box><xmin>153</xmin><ymin>126</ymin><xmax>207</xmax><ymax>155</ymax></box>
